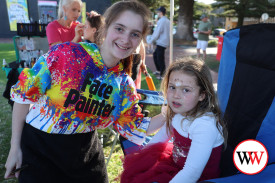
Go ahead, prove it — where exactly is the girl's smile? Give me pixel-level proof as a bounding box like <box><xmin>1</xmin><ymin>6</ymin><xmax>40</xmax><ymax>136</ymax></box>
<box><xmin>100</xmin><ymin>10</ymin><xmax>143</xmax><ymax>68</ymax></box>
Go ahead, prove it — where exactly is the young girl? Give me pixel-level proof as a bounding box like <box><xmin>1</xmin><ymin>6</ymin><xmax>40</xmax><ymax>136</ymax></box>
<box><xmin>121</xmin><ymin>58</ymin><xmax>227</xmax><ymax>183</ymax></box>
<box><xmin>82</xmin><ymin>11</ymin><xmax>104</xmax><ymax>44</ymax></box>
<box><xmin>4</xmin><ymin>1</ymin><xmax>164</xmax><ymax>182</ymax></box>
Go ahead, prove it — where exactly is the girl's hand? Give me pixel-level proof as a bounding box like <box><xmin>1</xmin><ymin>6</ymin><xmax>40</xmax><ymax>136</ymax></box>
<box><xmin>140</xmin><ymin>62</ymin><xmax>147</xmax><ymax>74</ymax></box>
<box><xmin>4</xmin><ymin>146</ymin><xmax>23</xmax><ymax>179</ymax></box>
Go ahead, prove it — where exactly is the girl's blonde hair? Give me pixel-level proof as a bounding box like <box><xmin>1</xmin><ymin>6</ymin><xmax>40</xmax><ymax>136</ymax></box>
<box><xmin>98</xmin><ymin>0</ymin><xmax>150</xmax><ymax>75</ymax></box>
<box><xmin>161</xmin><ymin>57</ymin><xmax>227</xmax><ymax>146</ymax></box>
<box><xmin>58</xmin><ymin>0</ymin><xmax>83</xmax><ymax>19</ymax></box>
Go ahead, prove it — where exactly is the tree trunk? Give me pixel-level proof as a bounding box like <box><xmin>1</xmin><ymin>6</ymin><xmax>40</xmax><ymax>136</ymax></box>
<box><xmin>237</xmin><ymin>13</ymin><xmax>245</xmax><ymax>27</ymax></box>
<box><xmin>237</xmin><ymin>1</ymin><xmax>246</xmax><ymax>27</ymax></box>
<box><xmin>175</xmin><ymin>0</ymin><xmax>194</xmax><ymax>40</ymax></box>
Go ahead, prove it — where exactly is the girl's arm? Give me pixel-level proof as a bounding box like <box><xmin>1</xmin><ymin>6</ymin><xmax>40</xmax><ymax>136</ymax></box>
<box><xmin>4</xmin><ymin>103</ymin><xmax>30</xmax><ymax>179</ymax></box>
<box><xmin>147</xmin><ymin>123</ymin><xmax>170</xmax><ymax>145</ymax></box>
<box><xmin>170</xmin><ymin>118</ymin><xmax>220</xmax><ymax>183</ymax></box>
<box><xmin>139</xmin><ymin>41</ymin><xmax>147</xmax><ymax>74</ymax></box>
<box><xmin>146</xmin><ymin>113</ymin><xmax>165</xmax><ymax>135</ymax></box>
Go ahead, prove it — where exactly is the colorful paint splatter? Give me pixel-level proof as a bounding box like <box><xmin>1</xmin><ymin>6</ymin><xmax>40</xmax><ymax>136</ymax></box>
<box><xmin>11</xmin><ymin>42</ymin><xmax>149</xmax><ymax>145</ymax></box>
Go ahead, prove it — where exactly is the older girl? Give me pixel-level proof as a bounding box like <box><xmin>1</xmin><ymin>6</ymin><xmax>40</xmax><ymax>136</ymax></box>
<box><xmin>5</xmin><ymin>1</ymin><xmax>164</xmax><ymax>183</ymax></box>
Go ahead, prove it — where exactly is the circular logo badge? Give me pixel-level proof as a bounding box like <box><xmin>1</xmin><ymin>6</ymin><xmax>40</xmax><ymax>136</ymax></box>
<box><xmin>233</xmin><ymin>139</ymin><xmax>268</xmax><ymax>175</ymax></box>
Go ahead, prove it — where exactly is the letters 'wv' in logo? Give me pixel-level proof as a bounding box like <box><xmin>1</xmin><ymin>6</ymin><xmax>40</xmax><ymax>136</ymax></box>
<box><xmin>233</xmin><ymin>140</ymin><xmax>268</xmax><ymax>175</ymax></box>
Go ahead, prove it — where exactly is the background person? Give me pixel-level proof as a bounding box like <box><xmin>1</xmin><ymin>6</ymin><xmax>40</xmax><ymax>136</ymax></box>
<box><xmin>82</xmin><ymin>11</ymin><xmax>104</xmax><ymax>45</ymax></box>
<box><xmin>146</xmin><ymin>21</ymin><xmax>155</xmax><ymax>54</ymax></box>
<box><xmin>121</xmin><ymin>58</ymin><xmax>227</xmax><ymax>183</ymax></box>
<box><xmin>4</xmin><ymin>1</ymin><xmax>164</xmax><ymax>182</ymax></box>
<box><xmin>147</xmin><ymin>6</ymin><xmax>170</xmax><ymax>80</ymax></box>
<box><xmin>131</xmin><ymin>41</ymin><xmax>147</xmax><ymax>89</ymax></box>
<box><xmin>46</xmin><ymin>0</ymin><xmax>83</xmax><ymax>48</ymax></box>
<box><xmin>196</xmin><ymin>14</ymin><xmax>212</xmax><ymax>61</ymax></box>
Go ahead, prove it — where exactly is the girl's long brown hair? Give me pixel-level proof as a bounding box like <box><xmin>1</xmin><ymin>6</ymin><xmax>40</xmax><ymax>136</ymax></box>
<box><xmin>98</xmin><ymin>0</ymin><xmax>150</xmax><ymax>75</ymax></box>
<box><xmin>161</xmin><ymin>57</ymin><xmax>228</xmax><ymax>147</ymax></box>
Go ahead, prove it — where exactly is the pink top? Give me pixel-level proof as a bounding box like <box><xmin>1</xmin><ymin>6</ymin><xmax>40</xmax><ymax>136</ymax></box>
<box><xmin>46</xmin><ymin>20</ymin><xmax>80</xmax><ymax>47</ymax></box>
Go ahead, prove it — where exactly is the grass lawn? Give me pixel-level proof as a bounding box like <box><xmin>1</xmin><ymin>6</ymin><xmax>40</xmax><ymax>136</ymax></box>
<box><xmin>0</xmin><ymin>44</ymin><xmax>17</xmax><ymax>84</ymax></box>
<box><xmin>0</xmin><ymin>42</ymin><xmax>219</xmax><ymax>182</ymax></box>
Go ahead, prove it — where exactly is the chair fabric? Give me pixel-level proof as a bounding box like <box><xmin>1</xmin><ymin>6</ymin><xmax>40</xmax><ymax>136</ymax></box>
<box><xmin>214</xmin><ymin>24</ymin><xmax>275</xmax><ymax>180</ymax></box>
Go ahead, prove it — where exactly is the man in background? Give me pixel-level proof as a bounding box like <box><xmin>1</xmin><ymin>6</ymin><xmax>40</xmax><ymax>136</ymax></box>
<box><xmin>148</xmin><ymin>6</ymin><xmax>170</xmax><ymax>79</ymax></box>
<box><xmin>197</xmin><ymin>14</ymin><xmax>212</xmax><ymax>61</ymax></box>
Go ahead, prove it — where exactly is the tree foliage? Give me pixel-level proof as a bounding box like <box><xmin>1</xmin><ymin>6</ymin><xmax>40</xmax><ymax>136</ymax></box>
<box><xmin>193</xmin><ymin>2</ymin><xmax>212</xmax><ymax>20</ymax></box>
<box><xmin>214</xmin><ymin>0</ymin><xmax>275</xmax><ymax>26</ymax></box>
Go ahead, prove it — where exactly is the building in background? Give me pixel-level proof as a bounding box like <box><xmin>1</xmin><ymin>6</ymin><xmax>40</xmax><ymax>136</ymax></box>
<box><xmin>1</xmin><ymin>0</ymin><xmax>111</xmax><ymax>38</ymax></box>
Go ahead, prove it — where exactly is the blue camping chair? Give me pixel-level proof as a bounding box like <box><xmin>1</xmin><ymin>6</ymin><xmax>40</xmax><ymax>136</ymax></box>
<box><xmin>203</xmin><ymin>24</ymin><xmax>275</xmax><ymax>182</ymax></box>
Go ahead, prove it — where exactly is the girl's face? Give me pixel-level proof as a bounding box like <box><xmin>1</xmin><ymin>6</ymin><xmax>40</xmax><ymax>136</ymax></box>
<box><xmin>64</xmin><ymin>1</ymin><xmax>81</xmax><ymax>21</ymax></box>
<box><xmin>167</xmin><ymin>70</ymin><xmax>205</xmax><ymax>116</ymax></box>
<box><xmin>101</xmin><ymin>10</ymin><xmax>143</xmax><ymax>67</ymax></box>
<box><xmin>83</xmin><ymin>21</ymin><xmax>96</xmax><ymax>42</ymax></box>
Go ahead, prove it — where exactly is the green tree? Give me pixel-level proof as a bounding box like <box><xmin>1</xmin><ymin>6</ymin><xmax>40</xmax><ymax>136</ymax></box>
<box><xmin>214</xmin><ymin>0</ymin><xmax>275</xmax><ymax>26</ymax></box>
<box><xmin>193</xmin><ymin>2</ymin><xmax>212</xmax><ymax>20</ymax></box>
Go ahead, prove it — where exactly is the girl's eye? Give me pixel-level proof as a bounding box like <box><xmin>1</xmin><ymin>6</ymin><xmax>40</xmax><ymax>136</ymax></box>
<box><xmin>168</xmin><ymin>86</ymin><xmax>175</xmax><ymax>90</ymax></box>
<box><xmin>130</xmin><ymin>32</ymin><xmax>141</xmax><ymax>39</ymax></box>
<box><xmin>183</xmin><ymin>88</ymin><xmax>190</xmax><ymax>93</ymax></box>
<box><xmin>115</xmin><ymin>27</ymin><xmax>124</xmax><ymax>33</ymax></box>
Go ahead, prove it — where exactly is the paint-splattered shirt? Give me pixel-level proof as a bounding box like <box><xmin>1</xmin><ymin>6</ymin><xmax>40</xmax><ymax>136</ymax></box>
<box><xmin>11</xmin><ymin>42</ymin><xmax>150</xmax><ymax>145</ymax></box>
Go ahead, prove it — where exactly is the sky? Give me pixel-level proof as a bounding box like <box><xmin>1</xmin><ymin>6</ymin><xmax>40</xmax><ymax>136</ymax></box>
<box><xmin>197</xmin><ymin>0</ymin><xmax>216</xmax><ymax>4</ymax></box>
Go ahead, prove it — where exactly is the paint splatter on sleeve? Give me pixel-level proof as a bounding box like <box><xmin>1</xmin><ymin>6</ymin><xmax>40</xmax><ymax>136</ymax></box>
<box><xmin>10</xmin><ymin>55</ymin><xmax>51</xmax><ymax>104</ymax></box>
<box><xmin>113</xmin><ymin>77</ymin><xmax>150</xmax><ymax>145</ymax></box>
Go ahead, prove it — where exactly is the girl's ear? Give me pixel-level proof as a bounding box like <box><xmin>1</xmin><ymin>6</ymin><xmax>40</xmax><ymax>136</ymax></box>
<box><xmin>198</xmin><ymin>92</ymin><xmax>206</xmax><ymax>102</ymax></box>
<box><xmin>92</xmin><ymin>27</ymin><xmax>97</xmax><ymax>33</ymax></box>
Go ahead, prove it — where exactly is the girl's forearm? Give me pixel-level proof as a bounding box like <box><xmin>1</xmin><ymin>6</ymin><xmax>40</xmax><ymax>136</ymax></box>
<box><xmin>146</xmin><ymin>113</ymin><xmax>165</xmax><ymax>135</ymax></box>
<box><xmin>10</xmin><ymin>103</ymin><xmax>30</xmax><ymax>148</ymax></box>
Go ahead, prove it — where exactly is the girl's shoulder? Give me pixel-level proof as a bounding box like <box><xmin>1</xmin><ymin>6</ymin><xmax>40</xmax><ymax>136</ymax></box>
<box><xmin>191</xmin><ymin>112</ymin><xmax>216</xmax><ymax>127</ymax></box>
<box><xmin>172</xmin><ymin>113</ymin><xmax>217</xmax><ymax>133</ymax></box>
<box><xmin>172</xmin><ymin>113</ymin><xmax>215</xmax><ymax>125</ymax></box>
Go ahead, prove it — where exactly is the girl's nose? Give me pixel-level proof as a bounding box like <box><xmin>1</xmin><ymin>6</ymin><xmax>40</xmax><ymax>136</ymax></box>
<box><xmin>121</xmin><ymin>33</ymin><xmax>130</xmax><ymax>43</ymax></box>
<box><xmin>173</xmin><ymin>89</ymin><xmax>181</xmax><ymax>98</ymax></box>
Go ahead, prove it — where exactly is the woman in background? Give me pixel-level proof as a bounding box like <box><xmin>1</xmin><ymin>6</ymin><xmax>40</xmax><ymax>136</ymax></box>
<box><xmin>46</xmin><ymin>0</ymin><xmax>83</xmax><ymax>48</ymax></box>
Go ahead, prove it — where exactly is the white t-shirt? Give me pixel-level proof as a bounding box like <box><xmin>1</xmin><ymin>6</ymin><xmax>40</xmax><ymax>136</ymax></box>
<box><xmin>148</xmin><ymin>113</ymin><xmax>224</xmax><ymax>183</ymax></box>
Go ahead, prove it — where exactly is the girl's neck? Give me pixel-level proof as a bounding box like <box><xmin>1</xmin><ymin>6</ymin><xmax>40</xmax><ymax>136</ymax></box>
<box><xmin>88</xmin><ymin>38</ymin><xmax>94</xmax><ymax>43</ymax></box>
<box><xmin>100</xmin><ymin>44</ymin><xmax>120</xmax><ymax>68</ymax></box>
